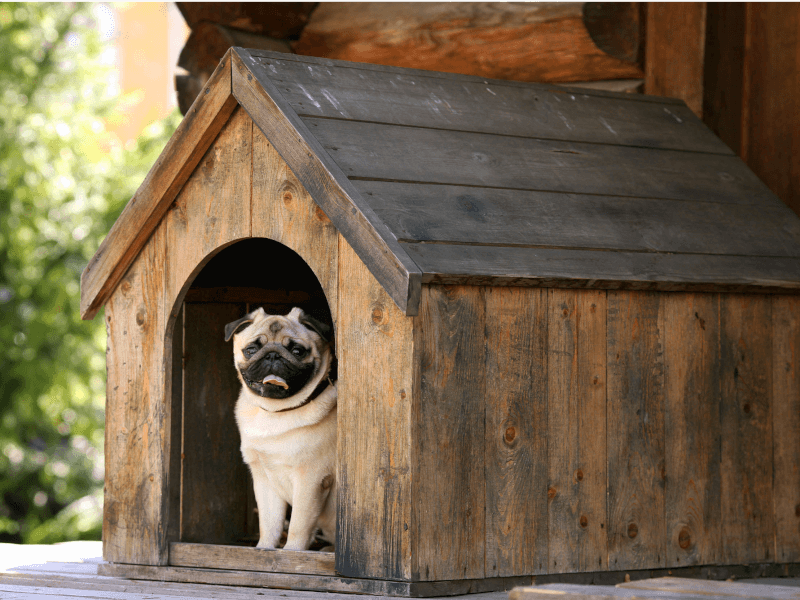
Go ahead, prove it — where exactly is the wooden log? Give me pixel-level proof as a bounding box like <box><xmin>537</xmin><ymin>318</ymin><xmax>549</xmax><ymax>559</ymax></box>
<box><xmin>644</xmin><ymin>3</ymin><xmax>707</xmax><ymax>118</ymax></box>
<box><xmin>177</xmin><ymin>23</ymin><xmax>290</xmax><ymax>116</ymax></box>
<box><xmin>771</xmin><ymin>295</ymin><xmax>800</xmax><ymax>562</ymax></box>
<box><xmin>335</xmin><ymin>237</ymin><xmax>414</xmax><ymax>581</ymax></box>
<box><xmin>547</xmin><ymin>289</ymin><xmax>607</xmax><ymax>573</ymax></box>
<box><xmin>103</xmin><ymin>225</ymin><xmax>170</xmax><ymax>566</ymax></box>
<box><xmin>294</xmin><ymin>3</ymin><xmax>643</xmax><ymax>84</ymax></box>
<box><xmin>606</xmin><ymin>291</ymin><xmax>666</xmax><ymax>570</ymax></box>
<box><xmin>176</xmin><ymin>2</ymin><xmax>316</xmax><ymax>39</ymax></box>
<box><xmin>485</xmin><ymin>287</ymin><xmax>548</xmax><ymax>577</ymax></box>
<box><xmin>664</xmin><ymin>293</ymin><xmax>721</xmax><ymax>567</ymax></box>
<box><xmin>413</xmin><ymin>285</ymin><xmax>486</xmax><ymax>581</ymax></box>
<box><xmin>719</xmin><ymin>294</ymin><xmax>774</xmax><ymax>564</ymax></box>
<box><xmin>80</xmin><ymin>52</ymin><xmax>237</xmax><ymax>320</ymax></box>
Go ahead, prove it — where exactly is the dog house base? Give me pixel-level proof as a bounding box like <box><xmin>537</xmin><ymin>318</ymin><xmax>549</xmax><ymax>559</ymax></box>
<box><xmin>99</xmin><ymin>561</ymin><xmax>531</xmax><ymax>597</ymax></box>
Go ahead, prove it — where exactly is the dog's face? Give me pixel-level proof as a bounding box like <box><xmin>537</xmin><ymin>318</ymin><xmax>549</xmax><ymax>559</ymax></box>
<box><xmin>225</xmin><ymin>307</ymin><xmax>331</xmax><ymax>400</ymax></box>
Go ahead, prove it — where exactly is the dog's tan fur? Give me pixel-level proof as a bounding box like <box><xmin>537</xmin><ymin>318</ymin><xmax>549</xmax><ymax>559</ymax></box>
<box><xmin>230</xmin><ymin>307</ymin><xmax>336</xmax><ymax>550</ymax></box>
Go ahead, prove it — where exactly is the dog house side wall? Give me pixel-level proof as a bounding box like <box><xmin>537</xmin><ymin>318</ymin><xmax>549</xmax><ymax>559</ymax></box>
<box><xmin>335</xmin><ymin>284</ymin><xmax>800</xmax><ymax>583</ymax></box>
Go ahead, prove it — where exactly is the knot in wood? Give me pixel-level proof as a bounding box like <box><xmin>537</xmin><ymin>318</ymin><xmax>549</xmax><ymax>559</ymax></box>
<box><xmin>121</xmin><ymin>280</ymin><xmax>132</xmax><ymax>293</ymax></box>
<box><xmin>580</xmin><ymin>515</ymin><xmax>588</xmax><ymax>528</ymax></box>
<box><xmin>627</xmin><ymin>522</ymin><xmax>638</xmax><ymax>539</ymax></box>
<box><xmin>371</xmin><ymin>305</ymin><xmax>384</xmax><ymax>324</ymax></box>
<box><xmin>399</xmin><ymin>389</ymin><xmax>406</xmax><ymax>400</ymax></box>
<box><xmin>504</xmin><ymin>426</ymin><xmax>516</xmax><ymax>444</ymax></box>
<box><xmin>795</xmin><ymin>503</ymin><xmax>800</xmax><ymax>518</ymax></box>
<box><xmin>282</xmin><ymin>190</ymin><xmax>293</xmax><ymax>205</ymax></box>
<box><xmin>321</xmin><ymin>474</ymin><xmax>334</xmax><ymax>490</ymax></box>
<box><xmin>547</xmin><ymin>487</ymin><xmax>557</xmax><ymax>500</ymax></box>
<box><xmin>678</xmin><ymin>526</ymin><xmax>692</xmax><ymax>549</ymax></box>
<box><xmin>743</xmin><ymin>403</ymin><xmax>751</xmax><ymax>413</ymax></box>
<box><xmin>135</xmin><ymin>309</ymin><xmax>146</xmax><ymax>327</ymax></box>
<box><xmin>575</xmin><ymin>469</ymin><xmax>584</xmax><ymax>482</ymax></box>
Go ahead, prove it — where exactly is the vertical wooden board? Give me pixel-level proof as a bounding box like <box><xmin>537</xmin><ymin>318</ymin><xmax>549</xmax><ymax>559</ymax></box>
<box><xmin>103</xmin><ymin>224</ymin><xmax>169</xmax><ymax>565</ymax></box>
<box><xmin>645</xmin><ymin>3</ymin><xmax>707</xmax><ymax>118</ymax></box>
<box><xmin>164</xmin><ymin>106</ymin><xmax>252</xmax><ymax>310</ymax></box>
<box><xmin>772</xmin><ymin>295</ymin><xmax>800</xmax><ymax>562</ymax></box>
<box><xmin>664</xmin><ymin>293</ymin><xmax>721</xmax><ymax>567</ymax></box>
<box><xmin>180</xmin><ymin>302</ymin><xmax>250</xmax><ymax>544</ymax></box>
<box><xmin>251</xmin><ymin>124</ymin><xmax>339</xmax><ymax>327</ymax></box>
<box><xmin>606</xmin><ymin>291</ymin><xmax>666</xmax><ymax>570</ymax></box>
<box><xmin>166</xmin><ymin>304</ymin><xmax>184</xmax><ymax>545</ymax></box>
<box><xmin>335</xmin><ymin>237</ymin><xmax>414</xmax><ymax>581</ymax></box>
<box><xmin>413</xmin><ymin>284</ymin><xmax>485</xmax><ymax>581</ymax></box>
<box><xmin>484</xmin><ymin>287</ymin><xmax>548</xmax><ymax>577</ymax></box>
<box><xmin>719</xmin><ymin>294</ymin><xmax>774</xmax><ymax>563</ymax></box>
<box><xmin>547</xmin><ymin>289</ymin><xmax>608</xmax><ymax>574</ymax></box>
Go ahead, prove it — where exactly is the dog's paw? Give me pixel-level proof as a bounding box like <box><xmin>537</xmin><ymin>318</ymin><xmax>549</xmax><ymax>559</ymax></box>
<box><xmin>255</xmin><ymin>539</ymin><xmax>277</xmax><ymax>550</ymax></box>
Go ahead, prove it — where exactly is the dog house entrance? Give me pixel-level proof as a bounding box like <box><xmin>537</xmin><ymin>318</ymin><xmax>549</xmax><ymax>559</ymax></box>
<box><xmin>167</xmin><ymin>238</ymin><xmax>335</xmax><ymax>575</ymax></box>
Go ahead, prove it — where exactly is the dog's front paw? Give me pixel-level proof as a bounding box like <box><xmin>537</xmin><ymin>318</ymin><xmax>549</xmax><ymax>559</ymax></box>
<box><xmin>256</xmin><ymin>539</ymin><xmax>277</xmax><ymax>550</ymax></box>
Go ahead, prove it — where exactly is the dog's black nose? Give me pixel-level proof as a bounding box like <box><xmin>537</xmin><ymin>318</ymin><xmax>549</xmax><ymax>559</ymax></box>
<box><xmin>264</xmin><ymin>351</ymin><xmax>280</xmax><ymax>362</ymax></box>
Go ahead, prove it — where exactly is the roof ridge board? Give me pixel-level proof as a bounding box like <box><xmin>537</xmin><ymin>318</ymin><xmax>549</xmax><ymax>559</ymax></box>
<box><xmin>230</xmin><ymin>47</ymin><xmax>423</xmax><ymax>316</ymax></box>
<box><xmin>79</xmin><ymin>50</ymin><xmax>238</xmax><ymax>320</ymax></box>
<box><xmin>294</xmin><ymin>113</ymin><xmax>734</xmax><ymax>157</ymax></box>
<box><xmin>247</xmin><ymin>48</ymin><xmax>685</xmax><ymax>107</ymax></box>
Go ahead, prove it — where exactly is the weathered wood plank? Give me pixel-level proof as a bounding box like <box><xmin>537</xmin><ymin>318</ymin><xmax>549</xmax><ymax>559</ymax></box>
<box><xmin>293</xmin><ymin>3</ymin><xmax>643</xmax><ymax>85</ymax></box>
<box><xmin>98</xmin><ymin>563</ymin><xmax>529</xmax><ymax>597</ymax></box>
<box><xmin>103</xmin><ymin>225</ymin><xmax>169</xmax><ymax>565</ymax></box>
<box><xmin>547</xmin><ymin>289</ymin><xmax>607</xmax><ymax>574</ymax></box>
<box><xmin>250</xmin><ymin>130</ymin><xmax>339</xmax><ymax>327</ymax></box>
<box><xmin>644</xmin><ymin>3</ymin><xmax>707</xmax><ymax>118</ymax></box>
<box><xmin>414</xmin><ymin>285</ymin><xmax>485</xmax><ymax>581</ymax></box>
<box><xmin>719</xmin><ymin>295</ymin><xmax>774</xmax><ymax>564</ymax></box>
<box><xmin>335</xmin><ymin>237</ymin><xmax>414</xmax><ymax>581</ymax></box>
<box><xmin>249</xmin><ymin>48</ymin><xmax>681</xmax><ymax>106</ymax></box>
<box><xmin>231</xmin><ymin>47</ymin><xmax>422</xmax><ymax>316</ymax></box>
<box><xmin>180</xmin><ymin>303</ymin><xmax>249</xmax><ymax>545</ymax></box>
<box><xmin>164</xmin><ymin>105</ymin><xmax>253</xmax><ymax>312</ymax></box>
<box><xmin>354</xmin><ymin>181</ymin><xmax>800</xmax><ymax>258</ymax></box>
<box><xmin>664</xmin><ymin>293</ymin><xmax>721</xmax><ymax>567</ymax></box>
<box><xmin>772</xmin><ymin>295</ymin><xmax>800</xmax><ymax>562</ymax></box>
<box><xmin>402</xmin><ymin>243</ymin><xmax>800</xmax><ymax>294</ymax></box>
<box><xmin>169</xmin><ymin>542</ymin><xmax>334</xmax><ymax>576</ymax></box>
<box><xmin>254</xmin><ymin>54</ymin><xmax>726</xmax><ymax>154</ymax></box>
<box><xmin>619</xmin><ymin>576</ymin><xmax>800</xmax><ymax>599</ymax></box>
<box><xmin>606</xmin><ymin>291</ymin><xmax>666</xmax><ymax>570</ymax></box>
<box><xmin>484</xmin><ymin>287</ymin><xmax>548</xmax><ymax>577</ymax></box>
<box><xmin>166</xmin><ymin>305</ymin><xmax>184</xmax><ymax>547</ymax></box>
<box><xmin>81</xmin><ymin>51</ymin><xmax>237</xmax><ymax>320</ymax></box>
<box><xmin>306</xmin><ymin>119</ymin><xmax>776</xmax><ymax>206</ymax></box>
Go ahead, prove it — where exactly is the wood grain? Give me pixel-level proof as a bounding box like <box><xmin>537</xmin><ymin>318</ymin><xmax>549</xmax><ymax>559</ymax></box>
<box><xmin>180</xmin><ymin>303</ymin><xmax>249</xmax><ymax>545</ymax></box>
<box><xmin>306</xmin><ymin>118</ymin><xmax>774</xmax><ymax>206</ymax></box>
<box><xmin>719</xmin><ymin>294</ymin><xmax>774</xmax><ymax>564</ymax></box>
<box><xmin>484</xmin><ymin>287</ymin><xmax>548</xmax><ymax>577</ymax></box>
<box><xmin>771</xmin><ymin>295</ymin><xmax>800</xmax><ymax>562</ymax></box>
<box><xmin>103</xmin><ymin>224</ymin><xmax>169</xmax><ymax>566</ymax></box>
<box><xmin>231</xmin><ymin>48</ymin><xmax>422</xmax><ymax>316</ymax></box>
<box><xmin>251</xmin><ymin>131</ymin><xmax>339</xmax><ymax>327</ymax></box>
<box><xmin>164</xmin><ymin>106</ymin><xmax>252</xmax><ymax>311</ymax></box>
<box><xmin>413</xmin><ymin>285</ymin><xmax>485</xmax><ymax>581</ymax></box>
<box><xmin>335</xmin><ymin>237</ymin><xmax>414</xmax><ymax>581</ymax></box>
<box><xmin>293</xmin><ymin>3</ymin><xmax>642</xmax><ymax>84</ymax></box>
<box><xmin>664</xmin><ymin>293</ymin><xmax>721</xmax><ymax>567</ymax></box>
<box><xmin>354</xmin><ymin>180</ymin><xmax>800</xmax><ymax>258</ymax></box>
<box><xmin>547</xmin><ymin>289</ymin><xmax>607</xmax><ymax>573</ymax></box>
<box><xmin>645</xmin><ymin>3</ymin><xmax>707</xmax><ymax>118</ymax></box>
<box><xmin>169</xmin><ymin>542</ymin><xmax>334</xmax><ymax>576</ymax></box>
<box><xmin>81</xmin><ymin>51</ymin><xmax>237</xmax><ymax>320</ymax></box>
<box><xmin>606</xmin><ymin>291</ymin><xmax>666</xmax><ymax>570</ymax></box>
<box><xmin>255</xmin><ymin>54</ymin><xmax>725</xmax><ymax>154</ymax></box>
<box><xmin>402</xmin><ymin>243</ymin><xmax>800</xmax><ymax>294</ymax></box>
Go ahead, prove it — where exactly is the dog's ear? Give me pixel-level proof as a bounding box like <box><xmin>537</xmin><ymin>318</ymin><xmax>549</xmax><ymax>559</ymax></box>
<box><xmin>298</xmin><ymin>310</ymin><xmax>331</xmax><ymax>342</ymax></box>
<box><xmin>224</xmin><ymin>313</ymin><xmax>254</xmax><ymax>342</ymax></box>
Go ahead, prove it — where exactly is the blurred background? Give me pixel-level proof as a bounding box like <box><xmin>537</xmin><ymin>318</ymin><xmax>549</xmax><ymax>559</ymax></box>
<box><xmin>0</xmin><ymin>2</ymin><xmax>186</xmax><ymax>543</ymax></box>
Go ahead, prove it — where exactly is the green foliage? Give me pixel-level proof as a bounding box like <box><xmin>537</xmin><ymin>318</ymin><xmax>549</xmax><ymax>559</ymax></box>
<box><xmin>0</xmin><ymin>3</ymin><xmax>181</xmax><ymax>542</ymax></box>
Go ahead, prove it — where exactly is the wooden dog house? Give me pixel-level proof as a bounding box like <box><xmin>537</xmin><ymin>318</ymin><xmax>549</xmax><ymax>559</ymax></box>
<box><xmin>80</xmin><ymin>48</ymin><xmax>800</xmax><ymax>595</ymax></box>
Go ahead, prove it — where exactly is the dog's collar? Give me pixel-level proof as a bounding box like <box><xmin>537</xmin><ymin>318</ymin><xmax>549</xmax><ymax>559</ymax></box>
<box><xmin>270</xmin><ymin>377</ymin><xmax>335</xmax><ymax>413</ymax></box>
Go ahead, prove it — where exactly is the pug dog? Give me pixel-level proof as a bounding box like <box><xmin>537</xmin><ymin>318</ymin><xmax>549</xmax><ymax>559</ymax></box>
<box><xmin>225</xmin><ymin>307</ymin><xmax>336</xmax><ymax>551</ymax></box>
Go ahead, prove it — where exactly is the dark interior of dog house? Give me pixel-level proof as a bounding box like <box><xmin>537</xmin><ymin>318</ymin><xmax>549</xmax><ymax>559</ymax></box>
<box><xmin>168</xmin><ymin>238</ymin><xmax>333</xmax><ymax>548</ymax></box>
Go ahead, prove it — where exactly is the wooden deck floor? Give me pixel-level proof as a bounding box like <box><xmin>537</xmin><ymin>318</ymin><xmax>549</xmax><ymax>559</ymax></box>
<box><xmin>1</xmin><ymin>542</ymin><xmax>798</xmax><ymax>600</ymax></box>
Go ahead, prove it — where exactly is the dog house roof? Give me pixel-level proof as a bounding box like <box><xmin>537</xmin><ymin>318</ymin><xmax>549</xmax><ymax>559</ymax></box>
<box><xmin>81</xmin><ymin>47</ymin><xmax>800</xmax><ymax>319</ymax></box>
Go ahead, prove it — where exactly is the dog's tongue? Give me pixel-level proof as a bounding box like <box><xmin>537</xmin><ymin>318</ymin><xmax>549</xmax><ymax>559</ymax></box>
<box><xmin>262</xmin><ymin>375</ymin><xmax>289</xmax><ymax>389</ymax></box>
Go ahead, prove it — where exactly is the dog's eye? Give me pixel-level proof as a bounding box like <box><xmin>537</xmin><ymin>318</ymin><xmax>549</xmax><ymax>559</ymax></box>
<box><xmin>243</xmin><ymin>344</ymin><xmax>259</xmax><ymax>358</ymax></box>
<box><xmin>291</xmin><ymin>346</ymin><xmax>307</xmax><ymax>358</ymax></box>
